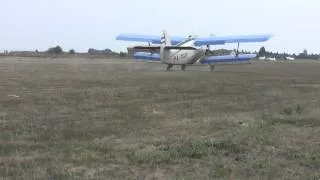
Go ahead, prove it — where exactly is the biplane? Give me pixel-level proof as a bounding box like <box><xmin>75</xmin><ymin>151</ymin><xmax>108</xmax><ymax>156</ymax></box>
<box><xmin>116</xmin><ymin>30</ymin><xmax>273</xmax><ymax>71</ymax></box>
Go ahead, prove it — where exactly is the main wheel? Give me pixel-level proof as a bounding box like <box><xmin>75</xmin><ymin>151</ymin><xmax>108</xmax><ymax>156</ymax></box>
<box><xmin>210</xmin><ymin>64</ymin><xmax>215</xmax><ymax>71</ymax></box>
<box><xmin>181</xmin><ymin>65</ymin><xmax>186</xmax><ymax>71</ymax></box>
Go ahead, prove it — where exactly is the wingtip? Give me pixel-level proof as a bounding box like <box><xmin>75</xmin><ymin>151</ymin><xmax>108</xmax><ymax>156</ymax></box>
<box><xmin>115</xmin><ymin>36</ymin><xmax>123</xmax><ymax>41</ymax></box>
<box><xmin>115</xmin><ymin>34</ymin><xmax>124</xmax><ymax>40</ymax></box>
<box><xmin>267</xmin><ymin>34</ymin><xmax>275</xmax><ymax>39</ymax></box>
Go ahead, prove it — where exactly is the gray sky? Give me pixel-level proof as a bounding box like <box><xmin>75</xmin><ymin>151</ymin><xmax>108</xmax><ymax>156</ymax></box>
<box><xmin>1</xmin><ymin>0</ymin><xmax>319</xmax><ymax>54</ymax></box>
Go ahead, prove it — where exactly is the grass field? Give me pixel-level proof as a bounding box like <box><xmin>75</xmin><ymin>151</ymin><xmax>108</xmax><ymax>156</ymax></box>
<box><xmin>0</xmin><ymin>57</ymin><xmax>320</xmax><ymax>179</ymax></box>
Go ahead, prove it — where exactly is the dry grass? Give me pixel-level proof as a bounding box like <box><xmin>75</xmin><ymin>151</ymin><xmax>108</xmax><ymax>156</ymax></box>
<box><xmin>0</xmin><ymin>57</ymin><xmax>320</xmax><ymax>179</ymax></box>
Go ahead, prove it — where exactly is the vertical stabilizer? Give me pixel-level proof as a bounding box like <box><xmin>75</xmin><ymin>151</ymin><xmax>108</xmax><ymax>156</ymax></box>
<box><xmin>160</xmin><ymin>30</ymin><xmax>171</xmax><ymax>63</ymax></box>
<box><xmin>160</xmin><ymin>30</ymin><xmax>171</xmax><ymax>46</ymax></box>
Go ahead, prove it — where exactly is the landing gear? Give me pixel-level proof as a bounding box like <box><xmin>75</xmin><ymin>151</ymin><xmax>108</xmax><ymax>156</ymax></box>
<box><xmin>181</xmin><ymin>65</ymin><xmax>186</xmax><ymax>71</ymax></box>
<box><xmin>165</xmin><ymin>64</ymin><xmax>187</xmax><ymax>71</ymax></box>
<box><xmin>210</xmin><ymin>64</ymin><xmax>215</xmax><ymax>71</ymax></box>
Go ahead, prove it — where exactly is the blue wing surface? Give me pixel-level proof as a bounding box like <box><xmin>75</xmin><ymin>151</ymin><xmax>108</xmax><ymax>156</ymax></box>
<box><xmin>201</xmin><ymin>54</ymin><xmax>256</xmax><ymax>64</ymax></box>
<box><xmin>116</xmin><ymin>34</ymin><xmax>159</xmax><ymax>42</ymax></box>
<box><xmin>194</xmin><ymin>34</ymin><xmax>273</xmax><ymax>46</ymax></box>
<box><xmin>133</xmin><ymin>52</ymin><xmax>256</xmax><ymax>63</ymax></box>
<box><xmin>116</xmin><ymin>34</ymin><xmax>186</xmax><ymax>45</ymax></box>
<box><xmin>133</xmin><ymin>52</ymin><xmax>161</xmax><ymax>61</ymax></box>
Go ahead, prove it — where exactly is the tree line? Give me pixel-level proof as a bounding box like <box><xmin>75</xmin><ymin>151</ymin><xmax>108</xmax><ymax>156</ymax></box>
<box><xmin>1</xmin><ymin>45</ymin><xmax>319</xmax><ymax>60</ymax></box>
<box><xmin>0</xmin><ymin>45</ymin><xmax>128</xmax><ymax>58</ymax></box>
<box><xmin>257</xmin><ymin>47</ymin><xmax>319</xmax><ymax>60</ymax></box>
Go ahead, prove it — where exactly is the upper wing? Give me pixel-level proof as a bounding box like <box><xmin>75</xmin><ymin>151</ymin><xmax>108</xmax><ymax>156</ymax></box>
<box><xmin>116</xmin><ymin>34</ymin><xmax>186</xmax><ymax>45</ymax></box>
<box><xmin>194</xmin><ymin>34</ymin><xmax>273</xmax><ymax>46</ymax></box>
<box><xmin>116</xmin><ymin>33</ymin><xmax>273</xmax><ymax>46</ymax></box>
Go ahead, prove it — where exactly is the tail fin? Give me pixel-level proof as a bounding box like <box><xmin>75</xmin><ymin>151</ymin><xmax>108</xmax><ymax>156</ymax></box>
<box><xmin>160</xmin><ymin>30</ymin><xmax>171</xmax><ymax>46</ymax></box>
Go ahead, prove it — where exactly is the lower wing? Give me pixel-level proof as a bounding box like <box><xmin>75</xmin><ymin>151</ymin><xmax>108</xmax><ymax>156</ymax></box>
<box><xmin>132</xmin><ymin>50</ymin><xmax>257</xmax><ymax>64</ymax></box>
<box><xmin>133</xmin><ymin>52</ymin><xmax>161</xmax><ymax>62</ymax></box>
<box><xmin>200</xmin><ymin>54</ymin><xmax>257</xmax><ymax>64</ymax></box>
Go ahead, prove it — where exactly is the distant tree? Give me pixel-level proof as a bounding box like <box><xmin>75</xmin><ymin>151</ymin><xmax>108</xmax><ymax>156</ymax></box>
<box><xmin>303</xmin><ymin>49</ymin><xmax>308</xmax><ymax>55</ymax></box>
<box><xmin>88</xmin><ymin>48</ymin><xmax>113</xmax><ymax>55</ymax></box>
<box><xmin>258</xmin><ymin>46</ymin><xmax>266</xmax><ymax>57</ymax></box>
<box><xmin>119</xmin><ymin>51</ymin><xmax>127</xmax><ymax>57</ymax></box>
<box><xmin>296</xmin><ymin>49</ymin><xmax>316</xmax><ymax>59</ymax></box>
<box><xmin>47</xmin><ymin>45</ymin><xmax>63</xmax><ymax>54</ymax></box>
<box><xmin>68</xmin><ymin>49</ymin><xmax>76</xmax><ymax>54</ymax></box>
<box><xmin>104</xmin><ymin>48</ymin><xmax>112</xmax><ymax>53</ymax></box>
<box><xmin>88</xmin><ymin>48</ymin><xmax>94</xmax><ymax>54</ymax></box>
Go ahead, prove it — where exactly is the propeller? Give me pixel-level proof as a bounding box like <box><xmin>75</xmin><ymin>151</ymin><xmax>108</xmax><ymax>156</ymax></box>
<box><xmin>190</xmin><ymin>31</ymin><xmax>196</xmax><ymax>38</ymax></box>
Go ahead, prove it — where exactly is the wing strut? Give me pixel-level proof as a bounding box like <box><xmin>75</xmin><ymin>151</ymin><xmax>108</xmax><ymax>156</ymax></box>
<box><xmin>236</xmin><ymin>42</ymin><xmax>239</xmax><ymax>56</ymax></box>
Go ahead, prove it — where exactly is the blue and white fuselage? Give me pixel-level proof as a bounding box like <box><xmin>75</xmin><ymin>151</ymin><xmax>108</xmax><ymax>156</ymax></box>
<box><xmin>160</xmin><ymin>38</ymin><xmax>206</xmax><ymax>65</ymax></box>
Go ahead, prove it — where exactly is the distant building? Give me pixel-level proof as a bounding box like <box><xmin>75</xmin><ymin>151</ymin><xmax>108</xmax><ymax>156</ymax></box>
<box><xmin>266</xmin><ymin>57</ymin><xmax>276</xmax><ymax>61</ymax></box>
<box><xmin>258</xmin><ymin>56</ymin><xmax>266</xmax><ymax>60</ymax></box>
<box><xmin>285</xmin><ymin>56</ymin><xmax>295</xmax><ymax>61</ymax></box>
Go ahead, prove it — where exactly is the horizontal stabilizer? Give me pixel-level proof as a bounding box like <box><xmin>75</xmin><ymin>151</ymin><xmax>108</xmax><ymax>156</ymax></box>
<box><xmin>164</xmin><ymin>46</ymin><xmax>197</xmax><ymax>50</ymax></box>
<box><xmin>133</xmin><ymin>46</ymin><xmax>196</xmax><ymax>52</ymax></box>
<box><xmin>134</xmin><ymin>52</ymin><xmax>161</xmax><ymax>61</ymax></box>
<box><xmin>201</xmin><ymin>54</ymin><xmax>257</xmax><ymax>64</ymax></box>
<box><xmin>133</xmin><ymin>46</ymin><xmax>161</xmax><ymax>51</ymax></box>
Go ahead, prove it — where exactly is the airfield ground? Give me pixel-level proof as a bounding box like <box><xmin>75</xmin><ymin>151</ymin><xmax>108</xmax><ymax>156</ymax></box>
<box><xmin>0</xmin><ymin>57</ymin><xmax>319</xmax><ymax>179</ymax></box>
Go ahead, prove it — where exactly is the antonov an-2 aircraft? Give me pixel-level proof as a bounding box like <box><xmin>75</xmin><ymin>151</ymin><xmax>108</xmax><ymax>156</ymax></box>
<box><xmin>116</xmin><ymin>30</ymin><xmax>273</xmax><ymax>71</ymax></box>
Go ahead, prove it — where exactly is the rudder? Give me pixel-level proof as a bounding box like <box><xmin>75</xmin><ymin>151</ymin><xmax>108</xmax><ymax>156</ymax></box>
<box><xmin>160</xmin><ymin>30</ymin><xmax>171</xmax><ymax>46</ymax></box>
<box><xmin>160</xmin><ymin>30</ymin><xmax>172</xmax><ymax>63</ymax></box>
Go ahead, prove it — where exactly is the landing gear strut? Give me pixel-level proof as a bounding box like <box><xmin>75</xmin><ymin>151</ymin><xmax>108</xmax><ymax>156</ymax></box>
<box><xmin>165</xmin><ymin>64</ymin><xmax>187</xmax><ymax>71</ymax></box>
<box><xmin>210</xmin><ymin>64</ymin><xmax>215</xmax><ymax>71</ymax></box>
<box><xmin>181</xmin><ymin>65</ymin><xmax>186</xmax><ymax>71</ymax></box>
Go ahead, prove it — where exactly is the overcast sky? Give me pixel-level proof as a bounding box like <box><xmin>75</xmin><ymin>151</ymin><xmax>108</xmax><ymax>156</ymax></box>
<box><xmin>1</xmin><ymin>0</ymin><xmax>319</xmax><ymax>54</ymax></box>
